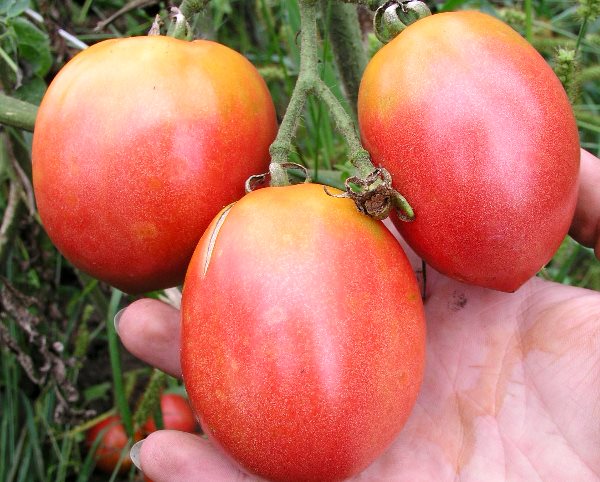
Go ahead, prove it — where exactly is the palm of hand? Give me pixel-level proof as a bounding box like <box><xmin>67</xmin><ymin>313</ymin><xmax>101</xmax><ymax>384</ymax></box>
<box><xmin>358</xmin><ymin>273</ymin><xmax>600</xmax><ymax>481</ymax></box>
<box><xmin>120</xmin><ymin>269</ymin><xmax>600</xmax><ymax>482</ymax></box>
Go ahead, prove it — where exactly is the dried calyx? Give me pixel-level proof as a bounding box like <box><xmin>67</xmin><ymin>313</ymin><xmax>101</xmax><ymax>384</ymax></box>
<box><xmin>325</xmin><ymin>168</ymin><xmax>415</xmax><ymax>221</ymax></box>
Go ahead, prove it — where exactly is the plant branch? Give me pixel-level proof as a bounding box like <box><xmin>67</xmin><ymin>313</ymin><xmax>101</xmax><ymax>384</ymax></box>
<box><xmin>262</xmin><ymin>0</ymin><xmax>413</xmax><ymax>220</ymax></box>
<box><xmin>0</xmin><ymin>93</ymin><xmax>37</xmax><ymax>131</ymax></box>
<box><xmin>268</xmin><ymin>0</ymin><xmax>320</xmax><ymax>186</ymax></box>
<box><xmin>321</xmin><ymin>1</ymin><xmax>367</xmax><ymax>116</ymax></box>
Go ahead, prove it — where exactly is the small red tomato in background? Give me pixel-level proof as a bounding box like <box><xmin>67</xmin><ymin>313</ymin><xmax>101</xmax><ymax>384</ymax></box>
<box><xmin>32</xmin><ymin>36</ymin><xmax>277</xmax><ymax>294</ymax></box>
<box><xmin>85</xmin><ymin>415</ymin><xmax>142</xmax><ymax>474</ymax></box>
<box><xmin>358</xmin><ymin>11</ymin><xmax>579</xmax><ymax>292</ymax></box>
<box><xmin>181</xmin><ymin>183</ymin><xmax>426</xmax><ymax>482</ymax></box>
<box><xmin>143</xmin><ymin>393</ymin><xmax>197</xmax><ymax>434</ymax></box>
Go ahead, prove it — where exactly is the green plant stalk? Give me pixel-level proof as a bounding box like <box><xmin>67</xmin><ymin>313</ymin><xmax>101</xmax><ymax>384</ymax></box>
<box><xmin>268</xmin><ymin>0</ymin><xmax>318</xmax><ymax>185</ymax></box>
<box><xmin>133</xmin><ymin>369</ymin><xmax>166</xmax><ymax>429</ymax></box>
<box><xmin>524</xmin><ymin>0</ymin><xmax>533</xmax><ymax>42</ymax></box>
<box><xmin>313</xmin><ymin>78</ymin><xmax>371</xmax><ymax>177</ymax></box>
<box><xmin>0</xmin><ymin>94</ymin><xmax>37</xmax><ymax>132</ymax></box>
<box><xmin>321</xmin><ymin>1</ymin><xmax>367</xmax><ymax>116</ymax></box>
<box><xmin>105</xmin><ymin>289</ymin><xmax>133</xmax><ymax>437</ymax></box>
<box><xmin>575</xmin><ymin>17</ymin><xmax>588</xmax><ymax>54</ymax></box>
<box><xmin>76</xmin><ymin>273</ymin><xmax>109</xmax><ymax>315</ymax></box>
<box><xmin>269</xmin><ymin>0</ymin><xmax>376</xmax><ymax>186</ymax></box>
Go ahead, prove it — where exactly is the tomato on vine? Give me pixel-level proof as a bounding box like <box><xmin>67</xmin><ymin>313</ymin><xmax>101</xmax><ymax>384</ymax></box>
<box><xmin>181</xmin><ymin>183</ymin><xmax>426</xmax><ymax>482</ymax></box>
<box><xmin>32</xmin><ymin>35</ymin><xmax>277</xmax><ymax>294</ymax></box>
<box><xmin>358</xmin><ymin>11</ymin><xmax>580</xmax><ymax>291</ymax></box>
<box><xmin>143</xmin><ymin>393</ymin><xmax>197</xmax><ymax>434</ymax></box>
<box><xmin>85</xmin><ymin>415</ymin><xmax>142</xmax><ymax>474</ymax></box>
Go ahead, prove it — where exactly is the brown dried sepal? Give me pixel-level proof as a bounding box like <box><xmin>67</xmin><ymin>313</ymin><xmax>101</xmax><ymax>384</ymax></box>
<box><xmin>325</xmin><ymin>168</ymin><xmax>415</xmax><ymax>221</ymax></box>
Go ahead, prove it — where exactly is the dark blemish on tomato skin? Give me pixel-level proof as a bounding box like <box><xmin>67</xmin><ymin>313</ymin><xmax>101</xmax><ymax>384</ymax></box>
<box><xmin>449</xmin><ymin>290</ymin><xmax>468</xmax><ymax>312</ymax></box>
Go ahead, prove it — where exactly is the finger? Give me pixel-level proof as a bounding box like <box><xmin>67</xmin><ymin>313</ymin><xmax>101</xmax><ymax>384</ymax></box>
<box><xmin>139</xmin><ymin>430</ymin><xmax>252</xmax><ymax>482</ymax></box>
<box><xmin>569</xmin><ymin>148</ymin><xmax>600</xmax><ymax>258</ymax></box>
<box><xmin>117</xmin><ymin>298</ymin><xmax>182</xmax><ymax>377</ymax></box>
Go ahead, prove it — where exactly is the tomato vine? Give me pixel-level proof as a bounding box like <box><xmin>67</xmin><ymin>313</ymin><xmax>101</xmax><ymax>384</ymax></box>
<box><xmin>178</xmin><ymin>0</ymin><xmax>416</xmax><ymax>220</ymax></box>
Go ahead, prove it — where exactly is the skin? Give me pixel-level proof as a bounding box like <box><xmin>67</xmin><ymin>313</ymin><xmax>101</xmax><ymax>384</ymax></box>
<box><xmin>118</xmin><ymin>150</ymin><xmax>600</xmax><ymax>481</ymax></box>
<box><xmin>358</xmin><ymin>11</ymin><xmax>580</xmax><ymax>292</ymax></box>
<box><xmin>32</xmin><ymin>36</ymin><xmax>277</xmax><ymax>294</ymax></box>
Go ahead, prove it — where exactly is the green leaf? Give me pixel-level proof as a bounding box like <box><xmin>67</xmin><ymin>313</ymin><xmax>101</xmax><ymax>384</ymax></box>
<box><xmin>11</xmin><ymin>17</ymin><xmax>52</xmax><ymax>77</ymax></box>
<box><xmin>14</xmin><ymin>75</ymin><xmax>45</xmax><ymax>105</ymax></box>
<box><xmin>0</xmin><ymin>0</ymin><xmax>30</xmax><ymax>18</ymax></box>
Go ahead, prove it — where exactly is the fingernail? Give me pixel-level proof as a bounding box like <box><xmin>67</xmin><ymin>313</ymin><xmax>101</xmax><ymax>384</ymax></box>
<box><xmin>114</xmin><ymin>308</ymin><xmax>126</xmax><ymax>335</ymax></box>
<box><xmin>130</xmin><ymin>439</ymin><xmax>144</xmax><ymax>471</ymax></box>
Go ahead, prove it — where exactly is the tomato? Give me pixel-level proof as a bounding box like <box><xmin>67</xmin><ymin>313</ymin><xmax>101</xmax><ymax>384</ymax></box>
<box><xmin>32</xmin><ymin>36</ymin><xmax>277</xmax><ymax>294</ymax></box>
<box><xmin>143</xmin><ymin>393</ymin><xmax>197</xmax><ymax>434</ymax></box>
<box><xmin>358</xmin><ymin>11</ymin><xmax>580</xmax><ymax>292</ymax></box>
<box><xmin>85</xmin><ymin>415</ymin><xmax>142</xmax><ymax>474</ymax></box>
<box><xmin>181</xmin><ymin>183</ymin><xmax>426</xmax><ymax>481</ymax></box>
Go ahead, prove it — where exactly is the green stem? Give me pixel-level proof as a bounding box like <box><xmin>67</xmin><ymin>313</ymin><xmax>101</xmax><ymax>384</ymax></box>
<box><xmin>105</xmin><ymin>289</ymin><xmax>133</xmax><ymax>437</ymax></box>
<box><xmin>575</xmin><ymin>17</ymin><xmax>588</xmax><ymax>54</ymax></box>
<box><xmin>524</xmin><ymin>0</ymin><xmax>533</xmax><ymax>43</ymax></box>
<box><xmin>313</xmin><ymin>78</ymin><xmax>371</xmax><ymax>176</ymax></box>
<box><xmin>269</xmin><ymin>0</ymin><xmax>376</xmax><ymax>184</ymax></box>
<box><xmin>268</xmin><ymin>0</ymin><xmax>320</xmax><ymax>185</ymax></box>
<box><xmin>0</xmin><ymin>94</ymin><xmax>37</xmax><ymax>132</ymax></box>
<box><xmin>321</xmin><ymin>1</ymin><xmax>367</xmax><ymax>117</ymax></box>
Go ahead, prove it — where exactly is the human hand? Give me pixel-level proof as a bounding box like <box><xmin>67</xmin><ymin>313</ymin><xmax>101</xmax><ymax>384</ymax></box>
<box><xmin>118</xmin><ymin>149</ymin><xmax>600</xmax><ymax>481</ymax></box>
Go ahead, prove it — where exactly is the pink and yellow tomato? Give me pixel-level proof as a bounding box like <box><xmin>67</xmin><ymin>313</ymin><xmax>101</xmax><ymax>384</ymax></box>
<box><xmin>33</xmin><ymin>36</ymin><xmax>277</xmax><ymax>293</ymax></box>
<box><xmin>358</xmin><ymin>11</ymin><xmax>580</xmax><ymax>291</ymax></box>
<box><xmin>181</xmin><ymin>183</ymin><xmax>426</xmax><ymax>482</ymax></box>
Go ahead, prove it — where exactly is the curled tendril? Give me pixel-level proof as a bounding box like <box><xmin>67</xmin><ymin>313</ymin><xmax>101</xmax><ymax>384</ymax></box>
<box><xmin>245</xmin><ymin>162</ymin><xmax>312</xmax><ymax>193</ymax></box>
<box><xmin>324</xmin><ymin>168</ymin><xmax>415</xmax><ymax>222</ymax></box>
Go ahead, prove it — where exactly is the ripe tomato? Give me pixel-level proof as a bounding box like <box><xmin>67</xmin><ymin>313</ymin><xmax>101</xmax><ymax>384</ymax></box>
<box><xmin>358</xmin><ymin>11</ymin><xmax>580</xmax><ymax>291</ymax></box>
<box><xmin>32</xmin><ymin>36</ymin><xmax>277</xmax><ymax>294</ymax></box>
<box><xmin>181</xmin><ymin>183</ymin><xmax>426</xmax><ymax>481</ymax></box>
<box><xmin>143</xmin><ymin>393</ymin><xmax>197</xmax><ymax>434</ymax></box>
<box><xmin>85</xmin><ymin>415</ymin><xmax>142</xmax><ymax>474</ymax></box>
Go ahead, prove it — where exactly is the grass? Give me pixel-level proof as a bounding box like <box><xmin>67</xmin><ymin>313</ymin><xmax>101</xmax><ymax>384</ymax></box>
<box><xmin>0</xmin><ymin>0</ymin><xmax>598</xmax><ymax>480</ymax></box>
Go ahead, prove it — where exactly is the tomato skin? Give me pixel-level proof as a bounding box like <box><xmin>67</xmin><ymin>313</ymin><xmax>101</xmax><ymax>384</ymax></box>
<box><xmin>85</xmin><ymin>415</ymin><xmax>142</xmax><ymax>474</ymax></box>
<box><xmin>32</xmin><ymin>36</ymin><xmax>277</xmax><ymax>294</ymax></box>
<box><xmin>358</xmin><ymin>11</ymin><xmax>580</xmax><ymax>291</ymax></box>
<box><xmin>181</xmin><ymin>184</ymin><xmax>426</xmax><ymax>482</ymax></box>
<box><xmin>143</xmin><ymin>393</ymin><xmax>197</xmax><ymax>434</ymax></box>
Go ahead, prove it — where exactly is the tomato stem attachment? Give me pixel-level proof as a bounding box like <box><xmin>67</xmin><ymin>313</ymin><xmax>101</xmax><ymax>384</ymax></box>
<box><xmin>373</xmin><ymin>1</ymin><xmax>431</xmax><ymax>44</ymax></box>
<box><xmin>246</xmin><ymin>163</ymin><xmax>311</xmax><ymax>193</ymax></box>
<box><xmin>168</xmin><ymin>0</ymin><xmax>210</xmax><ymax>39</ymax></box>
<box><xmin>266</xmin><ymin>0</ymin><xmax>415</xmax><ymax>221</ymax></box>
<box><xmin>325</xmin><ymin>168</ymin><xmax>414</xmax><ymax>221</ymax></box>
<box><xmin>169</xmin><ymin>7</ymin><xmax>192</xmax><ymax>40</ymax></box>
